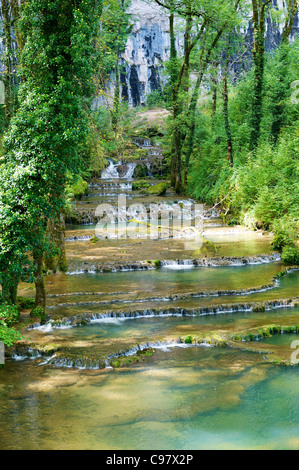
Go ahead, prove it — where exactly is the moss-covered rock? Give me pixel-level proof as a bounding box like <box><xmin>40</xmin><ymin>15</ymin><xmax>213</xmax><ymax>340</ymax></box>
<box><xmin>145</xmin><ymin>182</ymin><xmax>168</xmax><ymax>196</ymax></box>
<box><xmin>184</xmin><ymin>336</ymin><xmax>193</xmax><ymax>344</ymax></box>
<box><xmin>132</xmin><ymin>180</ymin><xmax>151</xmax><ymax>191</ymax></box>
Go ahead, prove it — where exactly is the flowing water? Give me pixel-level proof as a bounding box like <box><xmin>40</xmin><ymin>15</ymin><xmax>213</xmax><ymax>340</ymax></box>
<box><xmin>1</xmin><ymin>139</ymin><xmax>299</xmax><ymax>450</ymax></box>
<box><xmin>1</xmin><ymin>348</ymin><xmax>299</xmax><ymax>450</ymax></box>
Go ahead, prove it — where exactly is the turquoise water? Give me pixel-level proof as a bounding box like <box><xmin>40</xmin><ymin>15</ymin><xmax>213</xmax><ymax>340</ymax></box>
<box><xmin>2</xmin><ymin>171</ymin><xmax>299</xmax><ymax>450</ymax></box>
<box><xmin>0</xmin><ymin>347</ymin><xmax>299</xmax><ymax>450</ymax></box>
<box><xmin>37</xmin><ymin>307</ymin><xmax>299</xmax><ymax>345</ymax></box>
<box><xmin>43</xmin><ymin>267</ymin><xmax>299</xmax><ymax>318</ymax></box>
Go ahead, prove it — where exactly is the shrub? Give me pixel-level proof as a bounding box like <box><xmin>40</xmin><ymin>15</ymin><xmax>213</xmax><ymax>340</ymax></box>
<box><xmin>281</xmin><ymin>245</ymin><xmax>299</xmax><ymax>265</ymax></box>
<box><xmin>132</xmin><ymin>180</ymin><xmax>151</xmax><ymax>191</ymax></box>
<box><xmin>30</xmin><ymin>306</ymin><xmax>47</xmax><ymax>323</ymax></box>
<box><xmin>0</xmin><ymin>304</ymin><xmax>22</xmax><ymax>347</ymax></box>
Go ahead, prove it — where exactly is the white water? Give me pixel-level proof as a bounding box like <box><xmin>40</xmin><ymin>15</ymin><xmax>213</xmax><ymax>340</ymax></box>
<box><xmin>101</xmin><ymin>160</ymin><xmax>137</xmax><ymax>179</ymax></box>
<box><xmin>101</xmin><ymin>160</ymin><xmax>120</xmax><ymax>179</ymax></box>
<box><xmin>161</xmin><ymin>260</ymin><xmax>195</xmax><ymax>269</ymax></box>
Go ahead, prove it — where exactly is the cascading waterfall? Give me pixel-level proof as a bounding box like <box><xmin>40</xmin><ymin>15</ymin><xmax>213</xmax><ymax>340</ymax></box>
<box><xmin>124</xmin><ymin>162</ymin><xmax>137</xmax><ymax>178</ymax></box>
<box><xmin>146</xmin><ymin>162</ymin><xmax>153</xmax><ymax>177</ymax></box>
<box><xmin>101</xmin><ymin>160</ymin><xmax>137</xmax><ymax>179</ymax></box>
<box><xmin>101</xmin><ymin>159</ymin><xmax>120</xmax><ymax>179</ymax></box>
<box><xmin>161</xmin><ymin>260</ymin><xmax>195</xmax><ymax>269</ymax></box>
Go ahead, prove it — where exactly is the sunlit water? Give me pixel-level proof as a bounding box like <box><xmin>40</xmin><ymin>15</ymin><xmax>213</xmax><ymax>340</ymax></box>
<box><xmin>1</xmin><ymin>347</ymin><xmax>299</xmax><ymax>450</ymax></box>
<box><xmin>40</xmin><ymin>266</ymin><xmax>298</xmax><ymax>318</ymax></box>
<box><xmin>2</xmin><ymin>171</ymin><xmax>299</xmax><ymax>450</ymax></box>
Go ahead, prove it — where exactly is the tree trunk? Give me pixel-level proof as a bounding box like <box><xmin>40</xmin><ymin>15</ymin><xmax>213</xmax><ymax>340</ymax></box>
<box><xmin>2</xmin><ymin>0</ymin><xmax>12</xmax><ymax>127</ymax></box>
<box><xmin>45</xmin><ymin>213</ymin><xmax>68</xmax><ymax>273</ymax></box>
<box><xmin>281</xmin><ymin>0</ymin><xmax>298</xmax><ymax>45</ymax></box>
<box><xmin>249</xmin><ymin>0</ymin><xmax>271</xmax><ymax>151</ymax></box>
<box><xmin>212</xmin><ymin>86</ymin><xmax>217</xmax><ymax>128</ymax></box>
<box><xmin>183</xmin><ymin>75</ymin><xmax>201</xmax><ymax>188</ymax></box>
<box><xmin>222</xmin><ymin>64</ymin><xmax>233</xmax><ymax>167</ymax></box>
<box><xmin>169</xmin><ymin>10</ymin><xmax>180</xmax><ymax>190</ymax></box>
<box><xmin>33</xmin><ymin>251</ymin><xmax>46</xmax><ymax>312</ymax></box>
<box><xmin>10</xmin><ymin>0</ymin><xmax>25</xmax><ymax>53</ymax></box>
<box><xmin>1</xmin><ymin>277</ymin><xmax>18</xmax><ymax>304</ymax></box>
<box><xmin>112</xmin><ymin>45</ymin><xmax>120</xmax><ymax>133</ymax></box>
<box><xmin>183</xmin><ymin>17</ymin><xmax>235</xmax><ymax>186</ymax></box>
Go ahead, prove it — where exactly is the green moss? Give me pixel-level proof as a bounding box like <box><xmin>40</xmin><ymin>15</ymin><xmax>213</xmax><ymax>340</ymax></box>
<box><xmin>153</xmin><ymin>260</ymin><xmax>162</xmax><ymax>268</ymax></box>
<box><xmin>58</xmin><ymin>255</ymin><xmax>68</xmax><ymax>273</ymax></box>
<box><xmin>274</xmin><ymin>270</ymin><xmax>287</xmax><ymax>279</ymax></box>
<box><xmin>90</xmin><ymin>236</ymin><xmax>99</xmax><ymax>243</ymax></box>
<box><xmin>232</xmin><ymin>335</ymin><xmax>242</xmax><ymax>342</ymax></box>
<box><xmin>252</xmin><ymin>305</ymin><xmax>266</xmax><ymax>312</ymax></box>
<box><xmin>41</xmin><ymin>344</ymin><xmax>61</xmax><ymax>354</ymax></box>
<box><xmin>145</xmin><ymin>182</ymin><xmax>168</xmax><ymax>196</ymax></box>
<box><xmin>184</xmin><ymin>335</ymin><xmax>193</xmax><ymax>344</ymax></box>
<box><xmin>132</xmin><ymin>180</ymin><xmax>151</xmax><ymax>191</ymax></box>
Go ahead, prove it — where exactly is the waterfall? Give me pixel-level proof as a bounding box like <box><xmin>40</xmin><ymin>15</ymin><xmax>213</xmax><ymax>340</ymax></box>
<box><xmin>101</xmin><ymin>160</ymin><xmax>120</xmax><ymax>179</ymax></box>
<box><xmin>148</xmin><ymin>149</ymin><xmax>161</xmax><ymax>156</ymax></box>
<box><xmin>146</xmin><ymin>162</ymin><xmax>153</xmax><ymax>177</ymax></box>
<box><xmin>124</xmin><ymin>162</ymin><xmax>137</xmax><ymax>178</ymax></box>
<box><xmin>161</xmin><ymin>260</ymin><xmax>195</xmax><ymax>269</ymax></box>
<box><xmin>101</xmin><ymin>160</ymin><xmax>137</xmax><ymax>179</ymax></box>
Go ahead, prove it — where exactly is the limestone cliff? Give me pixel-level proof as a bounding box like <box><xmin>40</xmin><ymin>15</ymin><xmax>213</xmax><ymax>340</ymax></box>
<box><xmin>121</xmin><ymin>0</ymin><xmax>299</xmax><ymax>107</ymax></box>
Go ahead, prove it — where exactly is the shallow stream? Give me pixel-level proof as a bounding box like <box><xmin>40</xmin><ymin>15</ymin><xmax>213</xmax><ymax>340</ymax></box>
<box><xmin>1</xmin><ymin>141</ymin><xmax>298</xmax><ymax>450</ymax></box>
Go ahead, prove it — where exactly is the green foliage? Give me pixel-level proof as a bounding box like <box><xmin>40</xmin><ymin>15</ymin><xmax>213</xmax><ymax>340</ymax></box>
<box><xmin>97</xmin><ymin>0</ymin><xmax>132</xmax><ymax>81</ymax></box>
<box><xmin>187</xmin><ymin>39</ymin><xmax>299</xmax><ymax>253</ymax></box>
<box><xmin>146</xmin><ymin>90</ymin><xmax>166</xmax><ymax>109</ymax></box>
<box><xmin>0</xmin><ymin>303</ymin><xmax>22</xmax><ymax>347</ymax></box>
<box><xmin>272</xmin><ymin>216</ymin><xmax>299</xmax><ymax>251</ymax></box>
<box><xmin>146</xmin><ymin>182</ymin><xmax>169</xmax><ymax>196</ymax></box>
<box><xmin>30</xmin><ymin>306</ymin><xmax>47</xmax><ymax>323</ymax></box>
<box><xmin>66</xmin><ymin>176</ymin><xmax>89</xmax><ymax>201</ymax></box>
<box><xmin>281</xmin><ymin>246</ymin><xmax>299</xmax><ymax>266</ymax></box>
<box><xmin>0</xmin><ymin>0</ymin><xmax>102</xmax><ymax>303</ymax></box>
<box><xmin>132</xmin><ymin>180</ymin><xmax>151</xmax><ymax>191</ymax></box>
<box><xmin>0</xmin><ymin>304</ymin><xmax>19</xmax><ymax>327</ymax></box>
<box><xmin>16</xmin><ymin>297</ymin><xmax>35</xmax><ymax>310</ymax></box>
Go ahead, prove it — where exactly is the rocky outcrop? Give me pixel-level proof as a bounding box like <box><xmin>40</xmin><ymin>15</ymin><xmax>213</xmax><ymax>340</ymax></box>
<box><xmin>120</xmin><ymin>0</ymin><xmax>299</xmax><ymax>106</ymax></box>
<box><xmin>1</xmin><ymin>1</ymin><xmax>297</xmax><ymax>106</ymax></box>
<box><xmin>121</xmin><ymin>0</ymin><xmax>170</xmax><ymax>106</ymax></box>
<box><xmin>65</xmin><ymin>253</ymin><xmax>283</xmax><ymax>274</ymax></box>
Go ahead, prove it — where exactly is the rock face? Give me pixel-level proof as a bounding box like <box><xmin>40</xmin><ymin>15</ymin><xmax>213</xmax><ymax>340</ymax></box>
<box><xmin>120</xmin><ymin>0</ymin><xmax>299</xmax><ymax>106</ymax></box>
<box><xmin>121</xmin><ymin>0</ymin><xmax>170</xmax><ymax>107</ymax></box>
<box><xmin>0</xmin><ymin>0</ymin><xmax>298</xmax><ymax>105</ymax></box>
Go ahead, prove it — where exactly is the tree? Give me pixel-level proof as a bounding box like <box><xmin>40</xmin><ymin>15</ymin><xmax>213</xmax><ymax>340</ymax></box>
<box><xmin>270</xmin><ymin>0</ymin><xmax>298</xmax><ymax>142</ymax></box>
<box><xmin>96</xmin><ymin>0</ymin><xmax>132</xmax><ymax>132</ymax></box>
<box><xmin>249</xmin><ymin>0</ymin><xmax>272</xmax><ymax>151</ymax></box>
<box><xmin>281</xmin><ymin>0</ymin><xmax>298</xmax><ymax>45</ymax></box>
<box><xmin>0</xmin><ymin>0</ymin><xmax>102</xmax><ymax>316</ymax></box>
<box><xmin>153</xmin><ymin>0</ymin><xmax>243</xmax><ymax>192</ymax></box>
